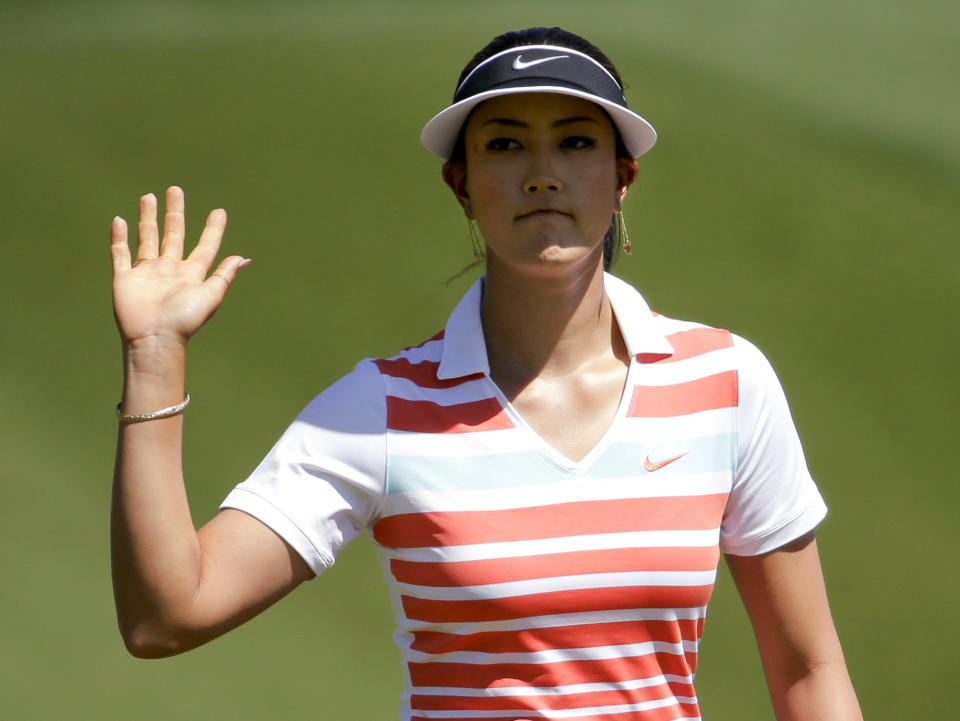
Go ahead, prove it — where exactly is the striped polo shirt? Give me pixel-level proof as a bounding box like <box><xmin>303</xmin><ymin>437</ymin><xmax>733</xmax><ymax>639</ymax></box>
<box><xmin>223</xmin><ymin>273</ymin><xmax>826</xmax><ymax>721</ymax></box>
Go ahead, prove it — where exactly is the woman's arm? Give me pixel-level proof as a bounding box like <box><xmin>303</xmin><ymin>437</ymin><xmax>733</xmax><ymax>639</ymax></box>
<box><xmin>725</xmin><ymin>532</ymin><xmax>862</xmax><ymax>720</ymax></box>
<box><xmin>110</xmin><ymin>187</ymin><xmax>313</xmax><ymax>658</ymax></box>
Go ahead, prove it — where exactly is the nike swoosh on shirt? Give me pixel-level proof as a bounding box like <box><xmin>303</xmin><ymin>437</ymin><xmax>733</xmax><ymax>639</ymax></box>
<box><xmin>643</xmin><ymin>452</ymin><xmax>689</xmax><ymax>473</ymax></box>
<box><xmin>512</xmin><ymin>54</ymin><xmax>569</xmax><ymax>70</ymax></box>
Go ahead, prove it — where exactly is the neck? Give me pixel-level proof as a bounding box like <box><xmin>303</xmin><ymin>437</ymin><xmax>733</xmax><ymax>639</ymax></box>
<box><xmin>481</xmin><ymin>255</ymin><xmax>626</xmax><ymax>388</ymax></box>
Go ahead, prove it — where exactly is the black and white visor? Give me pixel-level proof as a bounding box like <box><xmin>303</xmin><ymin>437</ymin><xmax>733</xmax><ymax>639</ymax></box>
<box><xmin>421</xmin><ymin>45</ymin><xmax>657</xmax><ymax>159</ymax></box>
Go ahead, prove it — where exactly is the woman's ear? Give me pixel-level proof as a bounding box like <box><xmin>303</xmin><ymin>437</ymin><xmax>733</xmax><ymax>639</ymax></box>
<box><xmin>614</xmin><ymin>157</ymin><xmax>639</xmax><ymax>210</ymax></box>
<box><xmin>442</xmin><ymin>161</ymin><xmax>471</xmax><ymax>216</ymax></box>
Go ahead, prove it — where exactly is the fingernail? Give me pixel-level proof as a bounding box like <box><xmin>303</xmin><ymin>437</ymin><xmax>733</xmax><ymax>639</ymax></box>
<box><xmin>238</xmin><ymin>258</ymin><xmax>252</xmax><ymax>268</ymax></box>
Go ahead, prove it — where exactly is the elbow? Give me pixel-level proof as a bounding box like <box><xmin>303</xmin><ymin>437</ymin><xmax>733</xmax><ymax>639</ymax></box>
<box><xmin>118</xmin><ymin>617</ymin><xmax>197</xmax><ymax>659</ymax></box>
<box><xmin>122</xmin><ymin>634</ymin><xmax>183</xmax><ymax>660</ymax></box>
<box><xmin>766</xmin><ymin>649</ymin><xmax>853</xmax><ymax>695</ymax></box>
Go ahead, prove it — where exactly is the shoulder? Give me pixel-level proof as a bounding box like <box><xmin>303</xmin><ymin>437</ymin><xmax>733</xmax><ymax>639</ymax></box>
<box><xmin>296</xmin><ymin>357</ymin><xmax>385</xmax><ymax>430</ymax></box>
<box><xmin>637</xmin><ymin>310</ymin><xmax>792</xmax><ymax>424</ymax></box>
<box><xmin>299</xmin><ymin>330</ymin><xmax>449</xmax><ymax>422</ymax></box>
<box><xmin>647</xmin><ymin>309</ymin><xmax>780</xmax><ymax>382</ymax></box>
<box><xmin>606</xmin><ymin>272</ymin><xmax>781</xmax><ymax>392</ymax></box>
<box><xmin>369</xmin><ymin>331</ymin><xmax>447</xmax><ymax>383</ymax></box>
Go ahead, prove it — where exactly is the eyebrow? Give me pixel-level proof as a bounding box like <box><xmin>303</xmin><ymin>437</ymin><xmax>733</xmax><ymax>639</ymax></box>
<box><xmin>480</xmin><ymin>116</ymin><xmax>601</xmax><ymax>129</ymax></box>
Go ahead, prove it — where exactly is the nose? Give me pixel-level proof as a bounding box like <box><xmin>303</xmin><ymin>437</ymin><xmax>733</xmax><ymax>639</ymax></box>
<box><xmin>523</xmin><ymin>150</ymin><xmax>562</xmax><ymax>194</ymax></box>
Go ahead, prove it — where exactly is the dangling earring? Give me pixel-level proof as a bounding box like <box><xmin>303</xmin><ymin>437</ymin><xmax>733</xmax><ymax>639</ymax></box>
<box><xmin>615</xmin><ymin>209</ymin><xmax>631</xmax><ymax>255</ymax></box>
<box><xmin>443</xmin><ymin>209</ymin><xmax>486</xmax><ymax>286</ymax></box>
<box><xmin>467</xmin><ymin>216</ymin><xmax>486</xmax><ymax>261</ymax></box>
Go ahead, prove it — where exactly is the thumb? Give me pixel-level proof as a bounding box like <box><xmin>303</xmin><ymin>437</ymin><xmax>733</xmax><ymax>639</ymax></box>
<box><xmin>205</xmin><ymin>256</ymin><xmax>251</xmax><ymax>301</ymax></box>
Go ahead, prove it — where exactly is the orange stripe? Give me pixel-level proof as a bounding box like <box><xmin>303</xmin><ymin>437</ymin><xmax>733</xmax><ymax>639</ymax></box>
<box><xmin>411</xmin><ymin>618</ymin><xmax>702</xmax><ymax>655</ymax></box>
<box><xmin>628</xmin><ymin>370</ymin><xmax>738</xmax><ymax>418</ymax></box>
<box><xmin>661</xmin><ymin>327</ymin><xmax>733</xmax><ymax>363</ymax></box>
<box><xmin>401</xmin><ymin>585</ymin><xmax>716</xmax><ymax>624</ymax></box>
<box><xmin>375</xmin><ymin>357</ymin><xmax>484</xmax><ymax>389</ymax></box>
<box><xmin>411</xmin><ymin>706</ymin><xmax>700</xmax><ymax>721</ymax></box>
<box><xmin>411</xmin><ymin>677</ymin><xmax>695</xmax><ymax>711</ymax></box>
<box><xmin>391</xmin><ymin>546</ymin><xmax>720</xmax><ymax>587</ymax></box>
<box><xmin>373</xmin><ymin>494</ymin><xmax>728</xmax><ymax>548</ymax></box>
<box><xmin>638</xmin><ymin>327</ymin><xmax>732</xmax><ymax>364</ymax></box>
<box><xmin>409</xmin><ymin>649</ymin><xmax>696</xmax><ymax>689</ymax></box>
<box><xmin>636</xmin><ymin>351</ymin><xmax>673</xmax><ymax>363</ymax></box>
<box><xmin>385</xmin><ymin>396</ymin><xmax>514</xmax><ymax>433</ymax></box>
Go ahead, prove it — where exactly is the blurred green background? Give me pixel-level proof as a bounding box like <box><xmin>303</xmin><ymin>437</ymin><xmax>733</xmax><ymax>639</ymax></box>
<box><xmin>1</xmin><ymin>0</ymin><xmax>956</xmax><ymax>718</ymax></box>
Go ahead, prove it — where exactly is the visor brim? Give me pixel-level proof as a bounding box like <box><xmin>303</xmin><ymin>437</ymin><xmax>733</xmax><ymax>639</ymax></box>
<box><xmin>421</xmin><ymin>86</ymin><xmax>657</xmax><ymax>160</ymax></box>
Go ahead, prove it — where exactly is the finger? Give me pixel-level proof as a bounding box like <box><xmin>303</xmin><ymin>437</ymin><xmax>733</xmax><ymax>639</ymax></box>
<box><xmin>136</xmin><ymin>193</ymin><xmax>160</xmax><ymax>261</ymax></box>
<box><xmin>161</xmin><ymin>186</ymin><xmax>186</xmax><ymax>259</ymax></box>
<box><xmin>204</xmin><ymin>255</ymin><xmax>251</xmax><ymax>302</ymax></box>
<box><xmin>186</xmin><ymin>207</ymin><xmax>227</xmax><ymax>270</ymax></box>
<box><xmin>111</xmin><ymin>216</ymin><xmax>131</xmax><ymax>273</ymax></box>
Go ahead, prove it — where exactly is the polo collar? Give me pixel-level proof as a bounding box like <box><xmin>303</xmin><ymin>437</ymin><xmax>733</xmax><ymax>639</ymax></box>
<box><xmin>436</xmin><ymin>278</ymin><xmax>488</xmax><ymax>380</ymax></box>
<box><xmin>436</xmin><ymin>273</ymin><xmax>675</xmax><ymax>381</ymax></box>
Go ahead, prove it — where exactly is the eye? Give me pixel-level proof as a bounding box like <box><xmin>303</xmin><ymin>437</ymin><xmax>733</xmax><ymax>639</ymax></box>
<box><xmin>486</xmin><ymin>137</ymin><xmax>520</xmax><ymax>151</ymax></box>
<box><xmin>560</xmin><ymin>135</ymin><xmax>596</xmax><ymax>150</ymax></box>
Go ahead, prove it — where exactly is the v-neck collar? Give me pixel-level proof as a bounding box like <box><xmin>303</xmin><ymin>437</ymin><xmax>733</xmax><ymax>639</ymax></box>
<box><xmin>434</xmin><ymin>273</ymin><xmax>676</xmax><ymax>470</ymax></box>
<box><xmin>487</xmin><ymin>356</ymin><xmax>641</xmax><ymax>472</ymax></box>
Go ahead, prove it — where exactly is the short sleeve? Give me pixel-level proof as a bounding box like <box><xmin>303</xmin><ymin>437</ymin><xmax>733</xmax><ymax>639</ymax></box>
<box><xmin>220</xmin><ymin>359</ymin><xmax>387</xmax><ymax>575</ymax></box>
<box><xmin>719</xmin><ymin>336</ymin><xmax>828</xmax><ymax>556</ymax></box>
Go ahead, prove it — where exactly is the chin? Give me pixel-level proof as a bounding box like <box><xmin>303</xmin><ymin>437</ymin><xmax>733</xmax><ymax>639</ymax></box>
<box><xmin>520</xmin><ymin>246</ymin><xmax>603</xmax><ymax>278</ymax></box>
<box><xmin>486</xmin><ymin>239</ymin><xmax>603</xmax><ymax>276</ymax></box>
<box><xmin>534</xmin><ymin>241</ymin><xmax>600</xmax><ymax>264</ymax></box>
<box><xmin>536</xmin><ymin>245</ymin><xmax>572</xmax><ymax>262</ymax></box>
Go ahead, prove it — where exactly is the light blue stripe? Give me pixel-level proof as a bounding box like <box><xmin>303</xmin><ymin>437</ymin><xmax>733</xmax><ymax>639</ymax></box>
<box><xmin>591</xmin><ymin>433</ymin><xmax>737</xmax><ymax>479</ymax></box>
<box><xmin>386</xmin><ymin>433</ymin><xmax>737</xmax><ymax>495</ymax></box>
<box><xmin>388</xmin><ymin>448</ymin><xmax>561</xmax><ymax>495</ymax></box>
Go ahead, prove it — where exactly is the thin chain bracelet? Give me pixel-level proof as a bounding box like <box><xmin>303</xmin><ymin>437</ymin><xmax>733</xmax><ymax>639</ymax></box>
<box><xmin>116</xmin><ymin>394</ymin><xmax>191</xmax><ymax>423</ymax></box>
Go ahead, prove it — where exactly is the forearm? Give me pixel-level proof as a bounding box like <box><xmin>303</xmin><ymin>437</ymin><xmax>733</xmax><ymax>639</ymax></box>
<box><xmin>111</xmin><ymin>337</ymin><xmax>204</xmax><ymax>650</ymax></box>
<box><xmin>727</xmin><ymin>540</ymin><xmax>863</xmax><ymax>721</ymax></box>
<box><xmin>108</xmin><ymin>189</ymin><xmax>274</xmax><ymax>656</ymax></box>
<box><xmin>768</xmin><ymin>658</ymin><xmax>863</xmax><ymax>721</ymax></box>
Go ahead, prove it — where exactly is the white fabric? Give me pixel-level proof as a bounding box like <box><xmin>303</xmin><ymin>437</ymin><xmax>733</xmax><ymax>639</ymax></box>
<box><xmin>222</xmin><ymin>273</ymin><xmax>826</xmax><ymax>569</ymax></box>
<box><xmin>222</xmin><ymin>273</ymin><xmax>827</xmax><ymax>720</ymax></box>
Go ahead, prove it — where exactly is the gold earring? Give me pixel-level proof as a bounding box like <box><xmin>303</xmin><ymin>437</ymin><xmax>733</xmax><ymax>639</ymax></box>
<box><xmin>465</xmin><ymin>208</ymin><xmax>485</xmax><ymax>260</ymax></box>
<box><xmin>616</xmin><ymin>210</ymin><xmax>631</xmax><ymax>255</ymax></box>
<box><xmin>443</xmin><ymin>212</ymin><xmax>486</xmax><ymax>286</ymax></box>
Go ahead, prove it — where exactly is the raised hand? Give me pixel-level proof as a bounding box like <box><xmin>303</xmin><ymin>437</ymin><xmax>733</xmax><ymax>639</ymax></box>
<box><xmin>111</xmin><ymin>186</ymin><xmax>249</xmax><ymax>347</ymax></box>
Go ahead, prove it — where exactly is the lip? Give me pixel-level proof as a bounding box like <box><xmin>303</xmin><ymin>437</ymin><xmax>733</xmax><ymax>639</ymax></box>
<box><xmin>517</xmin><ymin>208</ymin><xmax>572</xmax><ymax>219</ymax></box>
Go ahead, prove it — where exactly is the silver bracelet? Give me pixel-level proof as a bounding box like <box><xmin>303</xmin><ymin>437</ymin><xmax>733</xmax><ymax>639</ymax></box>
<box><xmin>116</xmin><ymin>394</ymin><xmax>191</xmax><ymax>423</ymax></box>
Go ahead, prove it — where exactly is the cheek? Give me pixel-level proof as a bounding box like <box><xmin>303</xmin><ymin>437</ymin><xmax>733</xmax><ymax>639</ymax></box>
<box><xmin>578</xmin><ymin>163</ymin><xmax>620</xmax><ymax>214</ymax></box>
<box><xmin>467</xmin><ymin>170</ymin><xmax>514</xmax><ymax>215</ymax></box>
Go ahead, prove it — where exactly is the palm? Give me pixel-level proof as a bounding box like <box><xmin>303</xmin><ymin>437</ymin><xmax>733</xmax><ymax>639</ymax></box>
<box><xmin>114</xmin><ymin>257</ymin><xmax>221</xmax><ymax>342</ymax></box>
<box><xmin>111</xmin><ymin>187</ymin><xmax>247</xmax><ymax>345</ymax></box>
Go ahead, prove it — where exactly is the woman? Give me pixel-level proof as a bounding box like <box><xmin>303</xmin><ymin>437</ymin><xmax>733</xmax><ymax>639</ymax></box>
<box><xmin>111</xmin><ymin>27</ymin><xmax>862</xmax><ymax>720</ymax></box>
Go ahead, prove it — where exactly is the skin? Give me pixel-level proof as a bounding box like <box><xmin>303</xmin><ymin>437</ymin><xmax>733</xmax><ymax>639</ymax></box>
<box><xmin>110</xmin><ymin>188</ymin><xmax>312</xmax><ymax>657</ymax></box>
<box><xmin>443</xmin><ymin>93</ymin><xmax>638</xmax><ymax>462</ymax></box>
<box><xmin>110</xmin><ymin>93</ymin><xmax>861</xmax><ymax>720</ymax></box>
<box><xmin>727</xmin><ymin>533</ymin><xmax>863</xmax><ymax>720</ymax></box>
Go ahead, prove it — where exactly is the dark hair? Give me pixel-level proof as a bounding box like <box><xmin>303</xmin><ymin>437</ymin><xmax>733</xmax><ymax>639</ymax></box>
<box><xmin>446</xmin><ymin>27</ymin><xmax>631</xmax><ymax>270</ymax></box>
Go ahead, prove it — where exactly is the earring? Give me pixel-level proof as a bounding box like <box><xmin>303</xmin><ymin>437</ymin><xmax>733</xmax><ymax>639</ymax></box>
<box><xmin>443</xmin><ymin>211</ymin><xmax>486</xmax><ymax>286</ymax></box>
<box><xmin>465</xmin><ymin>208</ymin><xmax>485</xmax><ymax>260</ymax></box>
<box><xmin>615</xmin><ymin>210</ymin><xmax>631</xmax><ymax>255</ymax></box>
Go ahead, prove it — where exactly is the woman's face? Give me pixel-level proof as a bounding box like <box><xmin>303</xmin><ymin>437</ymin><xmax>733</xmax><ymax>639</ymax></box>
<box><xmin>445</xmin><ymin>92</ymin><xmax>637</xmax><ymax>275</ymax></box>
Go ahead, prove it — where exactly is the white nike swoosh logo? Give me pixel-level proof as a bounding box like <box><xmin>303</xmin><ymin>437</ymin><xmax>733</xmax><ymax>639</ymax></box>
<box><xmin>512</xmin><ymin>54</ymin><xmax>569</xmax><ymax>70</ymax></box>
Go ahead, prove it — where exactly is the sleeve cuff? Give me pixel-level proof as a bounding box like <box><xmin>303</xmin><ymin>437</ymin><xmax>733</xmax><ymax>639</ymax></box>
<box><xmin>722</xmin><ymin>495</ymin><xmax>828</xmax><ymax>556</ymax></box>
<box><xmin>221</xmin><ymin>487</ymin><xmax>334</xmax><ymax>576</ymax></box>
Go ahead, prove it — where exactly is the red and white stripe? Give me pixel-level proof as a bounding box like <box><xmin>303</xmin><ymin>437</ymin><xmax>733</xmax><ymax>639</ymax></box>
<box><xmin>370</xmin><ymin>322</ymin><xmax>737</xmax><ymax>720</ymax></box>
